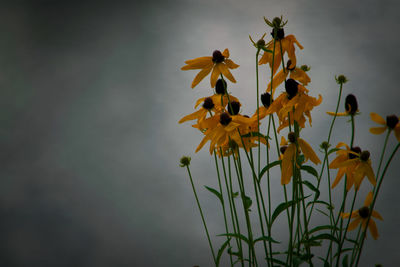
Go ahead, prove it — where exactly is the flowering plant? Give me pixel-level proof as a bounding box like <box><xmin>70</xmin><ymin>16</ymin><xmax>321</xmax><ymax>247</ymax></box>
<box><xmin>179</xmin><ymin>16</ymin><xmax>399</xmax><ymax>267</ymax></box>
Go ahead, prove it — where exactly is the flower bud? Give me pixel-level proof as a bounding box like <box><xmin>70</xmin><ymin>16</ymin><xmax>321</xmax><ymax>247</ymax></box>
<box><xmin>179</xmin><ymin>156</ymin><xmax>191</xmax><ymax>167</ymax></box>
<box><xmin>227</xmin><ymin>101</ymin><xmax>240</xmax><ymax>115</ymax></box>
<box><xmin>215</xmin><ymin>79</ymin><xmax>227</xmax><ymax>94</ymax></box>
<box><xmin>335</xmin><ymin>75</ymin><xmax>348</xmax><ymax>84</ymax></box>
<box><xmin>345</xmin><ymin>94</ymin><xmax>358</xmax><ymax>115</ymax></box>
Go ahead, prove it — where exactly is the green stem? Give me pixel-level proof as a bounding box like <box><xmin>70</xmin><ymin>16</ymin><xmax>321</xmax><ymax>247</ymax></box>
<box><xmin>185</xmin><ymin>166</ymin><xmax>217</xmax><ymax>264</ymax></box>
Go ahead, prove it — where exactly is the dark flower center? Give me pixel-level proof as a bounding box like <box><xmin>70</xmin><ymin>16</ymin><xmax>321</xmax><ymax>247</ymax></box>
<box><xmin>286</xmin><ymin>60</ymin><xmax>295</xmax><ymax>71</ymax></box>
<box><xmin>345</xmin><ymin>94</ymin><xmax>358</xmax><ymax>115</ymax></box>
<box><xmin>227</xmin><ymin>101</ymin><xmax>240</xmax><ymax>115</ymax></box>
<box><xmin>220</xmin><ymin>112</ymin><xmax>232</xmax><ymax>126</ymax></box>
<box><xmin>386</xmin><ymin>114</ymin><xmax>399</xmax><ymax>129</ymax></box>
<box><xmin>202</xmin><ymin>97</ymin><xmax>214</xmax><ymax>110</ymax></box>
<box><xmin>358</xmin><ymin>206</ymin><xmax>370</xmax><ymax>219</ymax></box>
<box><xmin>288</xmin><ymin>132</ymin><xmax>297</xmax><ymax>143</ymax></box>
<box><xmin>271</xmin><ymin>28</ymin><xmax>285</xmax><ymax>40</ymax></box>
<box><xmin>349</xmin><ymin>146</ymin><xmax>361</xmax><ymax>159</ymax></box>
<box><xmin>212</xmin><ymin>50</ymin><xmax>225</xmax><ymax>63</ymax></box>
<box><xmin>215</xmin><ymin>79</ymin><xmax>227</xmax><ymax>94</ymax></box>
<box><xmin>280</xmin><ymin>146</ymin><xmax>288</xmax><ymax>154</ymax></box>
<box><xmin>360</xmin><ymin>150</ymin><xmax>370</xmax><ymax>161</ymax></box>
<box><xmin>285</xmin><ymin>79</ymin><xmax>299</xmax><ymax>99</ymax></box>
<box><xmin>261</xmin><ymin>92</ymin><xmax>273</xmax><ymax>107</ymax></box>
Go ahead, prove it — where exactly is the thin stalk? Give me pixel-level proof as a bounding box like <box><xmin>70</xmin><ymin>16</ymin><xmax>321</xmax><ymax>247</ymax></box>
<box><xmin>185</xmin><ymin>166</ymin><xmax>216</xmax><ymax>264</ymax></box>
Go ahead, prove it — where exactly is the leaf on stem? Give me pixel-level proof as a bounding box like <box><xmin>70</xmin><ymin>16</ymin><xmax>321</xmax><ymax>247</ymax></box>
<box><xmin>301</xmin><ymin>165</ymin><xmax>319</xmax><ymax>179</ymax></box>
<box><xmin>204</xmin><ymin>186</ymin><xmax>223</xmax><ymax>205</ymax></box>
<box><xmin>302</xmin><ymin>180</ymin><xmax>320</xmax><ymax>200</ymax></box>
<box><xmin>216</xmin><ymin>237</ymin><xmax>231</xmax><ymax>266</ymax></box>
<box><xmin>259</xmin><ymin>160</ymin><xmax>281</xmax><ymax>180</ymax></box>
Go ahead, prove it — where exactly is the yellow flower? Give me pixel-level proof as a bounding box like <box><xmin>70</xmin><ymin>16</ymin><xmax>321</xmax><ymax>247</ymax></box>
<box><xmin>265</xmin><ymin>79</ymin><xmax>322</xmax><ymax>132</ymax></box>
<box><xmin>267</xmin><ymin>60</ymin><xmax>311</xmax><ymax>97</ymax></box>
<box><xmin>195</xmin><ymin>112</ymin><xmax>255</xmax><ymax>155</ymax></box>
<box><xmin>330</xmin><ymin>143</ymin><xmax>376</xmax><ymax>191</ymax></box>
<box><xmin>259</xmin><ymin>35</ymin><xmax>303</xmax><ymax>75</ymax></box>
<box><xmin>369</xmin><ymin>112</ymin><xmax>400</xmax><ymax>142</ymax></box>
<box><xmin>327</xmin><ymin>94</ymin><xmax>358</xmax><ymax>117</ymax></box>
<box><xmin>281</xmin><ymin>132</ymin><xmax>321</xmax><ymax>185</ymax></box>
<box><xmin>181</xmin><ymin>49</ymin><xmax>239</xmax><ymax>88</ymax></box>
<box><xmin>341</xmin><ymin>192</ymin><xmax>383</xmax><ymax>240</ymax></box>
<box><xmin>179</xmin><ymin>97</ymin><xmax>220</xmax><ymax>124</ymax></box>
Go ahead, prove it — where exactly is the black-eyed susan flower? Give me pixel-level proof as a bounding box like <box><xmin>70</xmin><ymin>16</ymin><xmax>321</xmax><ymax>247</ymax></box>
<box><xmin>259</xmin><ymin>35</ymin><xmax>303</xmax><ymax>75</ymax></box>
<box><xmin>195</xmin><ymin>112</ymin><xmax>255</xmax><ymax>154</ymax></box>
<box><xmin>181</xmin><ymin>49</ymin><xmax>239</xmax><ymax>88</ymax></box>
<box><xmin>341</xmin><ymin>192</ymin><xmax>383</xmax><ymax>240</ymax></box>
<box><xmin>281</xmin><ymin>132</ymin><xmax>321</xmax><ymax>185</ymax></box>
<box><xmin>369</xmin><ymin>112</ymin><xmax>400</xmax><ymax>142</ymax></box>
<box><xmin>179</xmin><ymin>97</ymin><xmax>220</xmax><ymax>124</ymax></box>
<box><xmin>267</xmin><ymin>60</ymin><xmax>311</xmax><ymax>97</ymax></box>
<box><xmin>265</xmin><ymin>79</ymin><xmax>322</xmax><ymax>132</ymax></box>
<box><xmin>327</xmin><ymin>94</ymin><xmax>358</xmax><ymax>117</ymax></box>
<box><xmin>330</xmin><ymin>143</ymin><xmax>376</xmax><ymax>191</ymax></box>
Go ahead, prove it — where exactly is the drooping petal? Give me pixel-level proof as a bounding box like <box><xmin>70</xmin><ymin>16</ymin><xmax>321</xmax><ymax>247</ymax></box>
<box><xmin>289</xmin><ymin>68</ymin><xmax>311</xmax><ymax>85</ymax></box>
<box><xmin>364</xmin><ymin>191</ymin><xmax>374</xmax><ymax>207</ymax></box>
<box><xmin>348</xmin><ymin>217</ymin><xmax>362</xmax><ymax>231</ymax></box>
<box><xmin>194</xmin><ymin>97</ymin><xmax>207</xmax><ymax>108</ymax></box>
<box><xmin>370</xmin><ymin>112</ymin><xmax>386</xmax><ymax>125</ymax></box>
<box><xmin>267</xmin><ymin>70</ymin><xmax>288</xmax><ymax>96</ymax></box>
<box><xmin>299</xmin><ymin>138</ymin><xmax>321</xmax><ymax>164</ymax></box>
<box><xmin>219</xmin><ymin>63</ymin><xmax>236</xmax><ymax>83</ymax></box>
<box><xmin>394</xmin><ymin>124</ymin><xmax>400</xmax><ymax>142</ymax></box>
<box><xmin>281</xmin><ymin>144</ymin><xmax>295</xmax><ymax>184</ymax></box>
<box><xmin>210</xmin><ymin>65</ymin><xmax>221</xmax><ymax>88</ymax></box>
<box><xmin>369</xmin><ymin>126</ymin><xmax>387</xmax><ymax>135</ymax></box>
<box><xmin>364</xmin><ymin>163</ymin><xmax>376</xmax><ymax>187</ymax></box>
<box><xmin>331</xmin><ymin>168</ymin><xmax>345</xmax><ymax>188</ymax></box>
<box><xmin>372</xmin><ymin>210</ymin><xmax>383</xmax><ymax>220</ymax></box>
<box><xmin>191</xmin><ymin>67</ymin><xmax>213</xmax><ymax>88</ymax></box>
<box><xmin>326</xmin><ymin>111</ymin><xmax>348</xmax><ymax>116</ymax></box>
<box><xmin>178</xmin><ymin>109</ymin><xmax>206</xmax><ymax>123</ymax></box>
<box><xmin>224</xmin><ymin>59</ymin><xmax>240</xmax><ymax>69</ymax></box>
<box><xmin>368</xmin><ymin>219</ymin><xmax>379</xmax><ymax>240</ymax></box>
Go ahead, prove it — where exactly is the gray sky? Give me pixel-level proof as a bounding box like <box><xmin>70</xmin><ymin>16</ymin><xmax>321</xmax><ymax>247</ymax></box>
<box><xmin>1</xmin><ymin>0</ymin><xmax>400</xmax><ymax>266</ymax></box>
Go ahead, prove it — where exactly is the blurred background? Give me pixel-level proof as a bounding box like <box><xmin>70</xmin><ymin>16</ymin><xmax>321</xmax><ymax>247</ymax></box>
<box><xmin>1</xmin><ymin>0</ymin><xmax>399</xmax><ymax>266</ymax></box>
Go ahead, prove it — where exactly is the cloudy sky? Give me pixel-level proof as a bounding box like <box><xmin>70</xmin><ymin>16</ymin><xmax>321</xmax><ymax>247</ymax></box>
<box><xmin>1</xmin><ymin>0</ymin><xmax>400</xmax><ymax>266</ymax></box>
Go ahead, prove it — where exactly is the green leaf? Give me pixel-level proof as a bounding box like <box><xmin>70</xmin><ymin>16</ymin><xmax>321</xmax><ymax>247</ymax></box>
<box><xmin>254</xmin><ymin>235</ymin><xmax>280</xmax><ymax>244</ymax></box>
<box><xmin>266</xmin><ymin>257</ymin><xmax>286</xmax><ymax>266</ymax></box>
<box><xmin>328</xmin><ymin>147</ymin><xmax>340</xmax><ymax>155</ymax></box>
<box><xmin>342</xmin><ymin>254</ymin><xmax>349</xmax><ymax>267</ymax></box>
<box><xmin>297</xmin><ymin>155</ymin><xmax>305</xmax><ymax>164</ymax></box>
<box><xmin>308</xmin><ymin>225</ymin><xmax>339</xmax><ymax>235</ymax></box>
<box><xmin>344</xmin><ymin>237</ymin><xmax>359</xmax><ymax>245</ymax></box>
<box><xmin>218</xmin><ymin>233</ymin><xmax>250</xmax><ymax>245</ymax></box>
<box><xmin>310</xmin><ymin>233</ymin><xmax>339</xmax><ymax>244</ymax></box>
<box><xmin>316</xmin><ymin>208</ymin><xmax>330</xmax><ymax>217</ymax></box>
<box><xmin>261</xmin><ymin>47</ymin><xmax>273</xmax><ymax>53</ymax></box>
<box><xmin>307</xmin><ymin>200</ymin><xmax>333</xmax><ymax>210</ymax></box>
<box><xmin>302</xmin><ymin>180</ymin><xmax>320</xmax><ymax>200</ymax></box>
<box><xmin>232</xmin><ymin>191</ymin><xmax>239</xmax><ymax>198</ymax></box>
<box><xmin>244</xmin><ymin>195</ymin><xmax>252</xmax><ymax>211</ymax></box>
<box><xmin>216</xmin><ymin>238</ymin><xmax>231</xmax><ymax>266</ymax></box>
<box><xmin>227</xmin><ymin>247</ymin><xmax>242</xmax><ymax>258</ymax></box>
<box><xmin>301</xmin><ymin>165</ymin><xmax>319</xmax><ymax>179</ymax></box>
<box><xmin>259</xmin><ymin>160</ymin><xmax>281</xmax><ymax>180</ymax></box>
<box><xmin>241</xmin><ymin>131</ymin><xmax>269</xmax><ymax>140</ymax></box>
<box><xmin>271</xmin><ymin>195</ymin><xmax>310</xmax><ymax>225</ymax></box>
<box><xmin>204</xmin><ymin>186</ymin><xmax>223</xmax><ymax>205</ymax></box>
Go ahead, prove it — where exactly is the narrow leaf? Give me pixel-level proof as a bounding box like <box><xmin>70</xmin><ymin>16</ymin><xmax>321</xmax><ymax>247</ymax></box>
<box><xmin>244</xmin><ymin>195</ymin><xmax>252</xmax><ymax>211</ymax></box>
<box><xmin>254</xmin><ymin>236</ymin><xmax>280</xmax><ymax>244</ymax></box>
<box><xmin>218</xmin><ymin>233</ymin><xmax>249</xmax><ymax>245</ymax></box>
<box><xmin>259</xmin><ymin>160</ymin><xmax>281</xmax><ymax>180</ymax></box>
<box><xmin>216</xmin><ymin>238</ymin><xmax>231</xmax><ymax>266</ymax></box>
<box><xmin>328</xmin><ymin>147</ymin><xmax>340</xmax><ymax>155</ymax></box>
<box><xmin>308</xmin><ymin>225</ymin><xmax>339</xmax><ymax>235</ymax></box>
<box><xmin>271</xmin><ymin>195</ymin><xmax>310</xmax><ymax>225</ymax></box>
<box><xmin>302</xmin><ymin>180</ymin><xmax>320</xmax><ymax>200</ymax></box>
<box><xmin>204</xmin><ymin>186</ymin><xmax>223</xmax><ymax>205</ymax></box>
<box><xmin>310</xmin><ymin>233</ymin><xmax>339</xmax><ymax>244</ymax></box>
<box><xmin>301</xmin><ymin>165</ymin><xmax>319</xmax><ymax>179</ymax></box>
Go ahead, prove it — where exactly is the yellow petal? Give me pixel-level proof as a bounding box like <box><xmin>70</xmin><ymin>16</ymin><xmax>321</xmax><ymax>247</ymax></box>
<box><xmin>191</xmin><ymin>67</ymin><xmax>212</xmax><ymax>88</ymax></box>
<box><xmin>372</xmin><ymin>210</ymin><xmax>383</xmax><ymax>220</ymax></box>
<box><xmin>210</xmin><ymin>65</ymin><xmax>221</xmax><ymax>88</ymax></box>
<box><xmin>185</xmin><ymin>56</ymin><xmax>212</xmax><ymax>65</ymax></box>
<box><xmin>194</xmin><ymin>97</ymin><xmax>207</xmax><ymax>108</ymax></box>
<box><xmin>281</xmin><ymin>144</ymin><xmax>295</xmax><ymax>184</ymax></box>
<box><xmin>224</xmin><ymin>59</ymin><xmax>239</xmax><ymax>69</ymax></box>
<box><xmin>267</xmin><ymin>70</ymin><xmax>287</xmax><ymax>96</ymax></box>
<box><xmin>290</xmin><ymin>68</ymin><xmax>311</xmax><ymax>85</ymax></box>
<box><xmin>326</xmin><ymin>111</ymin><xmax>348</xmax><ymax>116</ymax></box>
<box><xmin>364</xmin><ymin>191</ymin><xmax>374</xmax><ymax>207</ymax></box>
<box><xmin>369</xmin><ymin>126</ymin><xmax>387</xmax><ymax>135</ymax></box>
<box><xmin>348</xmin><ymin>217</ymin><xmax>362</xmax><ymax>231</ymax></box>
<box><xmin>178</xmin><ymin>109</ymin><xmax>206</xmax><ymax>123</ymax></box>
<box><xmin>368</xmin><ymin>219</ymin><xmax>379</xmax><ymax>240</ymax></box>
<box><xmin>222</xmin><ymin>48</ymin><xmax>230</xmax><ymax>58</ymax></box>
<box><xmin>394</xmin><ymin>125</ymin><xmax>400</xmax><ymax>142</ymax></box>
<box><xmin>370</xmin><ymin>112</ymin><xmax>386</xmax><ymax>125</ymax></box>
<box><xmin>219</xmin><ymin>63</ymin><xmax>236</xmax><ymax>83</ymax></box>
<box><xmin>365</xmin><ymin>163</ymin><xmax>376</xmax><ymax>187</ymax></box>
<box><xmin>331</xmin><ymin>168</ymin><xmax>345</xmax><ymax>188</ymax></box>
<box><xmin>299</xmin><ymin>138</ymin><xmax>321</xmax><ymax>164</ymax></box>
<box><xmin>280</xmin><ymin>136</ymin><xmax>288</xmax><ymax>146</ymax></box>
